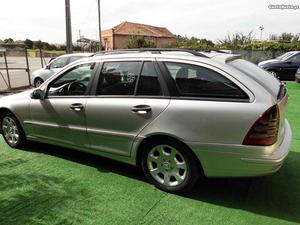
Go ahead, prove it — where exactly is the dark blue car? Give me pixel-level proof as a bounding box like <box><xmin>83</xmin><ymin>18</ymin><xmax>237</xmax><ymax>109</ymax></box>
<box><xmin>258</xmin><ymin>51</ymin><xmax>300</xmax><ymax>80</ymax></box>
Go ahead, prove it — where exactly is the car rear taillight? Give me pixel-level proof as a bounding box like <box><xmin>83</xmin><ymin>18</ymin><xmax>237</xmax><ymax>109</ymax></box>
<box><xmin>243</xmin><ymin>105</ymin><xmax>280</xmax><ymax>146</ymax></box>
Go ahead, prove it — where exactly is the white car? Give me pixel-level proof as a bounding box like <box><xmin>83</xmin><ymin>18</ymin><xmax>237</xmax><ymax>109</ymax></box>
<box><xmin>31</xmin><ymin>53</ymin><xmax>93</xmax><ymax>87</ymax></box>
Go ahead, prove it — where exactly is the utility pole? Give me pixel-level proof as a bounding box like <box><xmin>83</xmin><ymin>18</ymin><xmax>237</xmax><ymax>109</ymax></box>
<box><xmin>97</xmin><ymin>0</ymin><xmax>102</xmax><ymax>50</ymax></box>
<box><xmin>65</xmin><ymin>0</ymin><xmax>73</xmax><ymax>53</ymax></box>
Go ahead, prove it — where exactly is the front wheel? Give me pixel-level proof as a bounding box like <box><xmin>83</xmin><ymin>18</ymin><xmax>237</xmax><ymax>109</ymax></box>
<box><xmin>141</xmin><ymin>139</ymin><xmax>200</xmax><ymax>193</ymax></box>
<box><xmin>1</xmin><ymin>112</ymin><xmax>26</xmax><ymax>148</ymax></box>
<box><xmin>34</xmin><ymin>78</ymin><xmax>44</xmax><ymax>87</ymax></box>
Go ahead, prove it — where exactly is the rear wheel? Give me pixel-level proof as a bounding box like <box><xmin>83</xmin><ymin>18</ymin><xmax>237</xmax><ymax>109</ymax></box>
<box><xmin>34</xmin><ymin>78</ymin><xmax>44</xmax><ymax>87</ymax></box>
<box><xmin>1</xmin><ymin>112</ymin><xmax>26</xmax><ymax>148</ymax></box>
<box><xmin>141</xmin><ymin>139</ymin><xmax>200</xmax><ymax>193</ymax></box>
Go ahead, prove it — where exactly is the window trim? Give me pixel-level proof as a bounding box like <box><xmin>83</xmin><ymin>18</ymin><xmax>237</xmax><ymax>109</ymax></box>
<box><xmin>90</xmin><ymin>60</ymin><xmax>168</xmax><ymax>97</ymax></box>
<box><xmin>45</xmin><ymin>62</ymin><xmax>98</xmax><ymax>99</ymax></box>
<box><xmin>158</xmin><ymin>59</ymin><xmax>251</xmax><ymax>102</ymax></box>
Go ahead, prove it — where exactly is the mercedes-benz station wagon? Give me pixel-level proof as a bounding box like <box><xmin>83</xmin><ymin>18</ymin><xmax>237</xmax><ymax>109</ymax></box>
<box><xmin>0</xmin><ymin>49</ymin><xmax>292</xmax><ymax>193</ymax></box>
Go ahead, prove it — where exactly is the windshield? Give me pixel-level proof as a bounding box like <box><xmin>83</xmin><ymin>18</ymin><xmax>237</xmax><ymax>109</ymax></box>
<box><xmin>276</xmin><ymin>52</ymin><xmax>294</xmax><ymax>61</ymax></box>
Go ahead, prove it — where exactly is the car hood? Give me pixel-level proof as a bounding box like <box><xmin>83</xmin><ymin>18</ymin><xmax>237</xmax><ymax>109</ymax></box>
<box><xmin>0</xmin><ymin>89</ymin><xmax>33</xmax><ymax>104</ymax></box>
<box><xmin>258</xmin><ymin>59</ymin><xmax>279</xmax><ymax>67</ymax></box>
<box><xmin>32</xmin><ymin>68</ymin><xmax>45</xmax><ymax>74</ymax></box>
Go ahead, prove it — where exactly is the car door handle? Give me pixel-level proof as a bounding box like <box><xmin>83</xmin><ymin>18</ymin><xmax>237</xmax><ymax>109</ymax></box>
<box><xmin>131</xmin><ymin>105</ymin><xmax>152</xmax><ymax>115</ymax></box>
<box><xmin>70</xmin><ymin>103</ymin><xmax>84</xmax><ymax>112</ymax></box>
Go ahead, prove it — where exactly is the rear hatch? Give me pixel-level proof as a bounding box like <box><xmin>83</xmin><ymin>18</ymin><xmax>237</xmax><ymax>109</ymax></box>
<box><xmin>227</xmin><ymin>58</ymin><xmax>288</xmax><ymax>145</ymax></box>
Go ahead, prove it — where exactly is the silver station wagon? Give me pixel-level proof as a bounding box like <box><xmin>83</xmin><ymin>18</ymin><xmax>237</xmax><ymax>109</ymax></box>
<box><xmin>0</xmin><ymin>49</ymin><xmax>292</xmax><ymax>193</ymax></box>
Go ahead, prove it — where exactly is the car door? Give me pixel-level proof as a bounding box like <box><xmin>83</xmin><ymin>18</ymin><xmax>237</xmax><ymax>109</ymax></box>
<box><xmin>281</xmin><ymin>53</ymin><xmax>300</xmax><ymax>80</ymax></box>
<box><xmin>29</xmin><ymin>62</ymin><xmax>97</xmax><ymax>148</ymax></box>
<box><xmin>85</xmin><ymin>60</ymin><xmax>170</xmax><ymax>156</ymax></box>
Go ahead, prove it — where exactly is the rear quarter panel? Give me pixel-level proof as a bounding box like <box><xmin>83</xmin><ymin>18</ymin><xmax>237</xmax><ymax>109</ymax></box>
<box><xmin>138</xmin><ymin>99</ymin><xmax>270</xmax><ymax>144</ymax></box>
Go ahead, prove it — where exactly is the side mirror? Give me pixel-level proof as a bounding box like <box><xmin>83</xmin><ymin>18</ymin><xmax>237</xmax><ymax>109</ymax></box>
<box><xmin>285</xmin><ymin>60</ymin><xmax>293</xmax><ymax>64</ymax></box>
<box><xmin>31</xmin><ymin>89</ymin><xmax>45</xmax><ymax>100</ymax></box>
<box><xmin>45</xmin><ymin>65</ymin><xmax>50</xmax><ymax>69</ymax></box>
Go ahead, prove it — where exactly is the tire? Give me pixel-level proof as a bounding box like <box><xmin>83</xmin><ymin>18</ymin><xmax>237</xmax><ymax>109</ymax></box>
<box><xmin>34</xmin><ymin>78</ymin><xmax>44</xmax><ymax>88</ymax></box>
<box><xmin>141</xmin><ymin>139</ymin><xmax>200</xmax><ymax>193</ymax></box>
<box><xmin>0</xmin><ymin>112</ymin><xmax>26</xmax><ymax>148</ymax></box>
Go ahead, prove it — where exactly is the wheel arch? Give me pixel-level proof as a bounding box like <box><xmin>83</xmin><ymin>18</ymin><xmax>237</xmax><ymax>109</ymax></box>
<box><xmin>0</xmin><ymin>108</ymin><xmax>23</xmax><ymax>133</ymax></box>
<box><xmin>34</xmin><ymin>77</ymin><xmax>44</xmax><ymax>85</ymax></box>
<box><xmin>135</xmin><ymin>134</ymin><xmax>204</xmax><ymax>175</ymax></box>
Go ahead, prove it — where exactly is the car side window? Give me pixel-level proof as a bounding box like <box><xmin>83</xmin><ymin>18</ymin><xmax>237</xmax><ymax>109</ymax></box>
<box><xmin>136</xmin><ymin>62</ymin><xmax>162</xmax><ymax>96</ymax></box>
<box><xmin>48</xmin><ymin>63</ymin><xmax>95</xmax><ymax>97</ymax></box>
<box><xmin>50</xmin><ymin>57</ymin><xmax>68</xmax><ymax>69</ymax></box>
<box><xmin>291</xmin><ymin>54</ymin><xmax>300</xmax><ymax>63</ymax></box>
<box><xmin>164</xmin><ymin>62</ymin><xmax>248</xmax><ymax>99</ymax></box>
<box><xmin>97</xmin><ymin>61</ymin><xmax>142</xmax><ymax>95</ymax></box>
<box><xmin>69</xmin><ymin>56</ymin><xmax>84</xmax><ymax>63</ymax></box>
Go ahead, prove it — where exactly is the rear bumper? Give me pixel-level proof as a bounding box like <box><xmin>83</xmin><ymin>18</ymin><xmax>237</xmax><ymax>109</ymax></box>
<box><xmin>187</xmin><ymin>119</ymin><xmax>292</xmax><ymax>177</ymax></box>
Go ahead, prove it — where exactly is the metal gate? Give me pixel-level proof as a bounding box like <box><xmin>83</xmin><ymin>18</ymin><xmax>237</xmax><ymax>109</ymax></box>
<box><xmin>0</xmin><ymin>48</ymin><xmax>31</xmax><ymax>91</ymax></box>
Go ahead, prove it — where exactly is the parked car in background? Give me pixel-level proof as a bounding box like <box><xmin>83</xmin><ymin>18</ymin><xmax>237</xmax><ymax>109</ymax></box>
<box><xmin>295</xmin><ymin>68</ymin><xmax>300</xmax><ymax>83</ymax></box>
<box><xmin>258</xmin><ymin>51</ymin><xmax>300</xmax><ymax>80</ymax></box>
<box><xmin>31</xmin><ymin>53</ymin><xmax>93</xmax><ymax>87</ymax></box>
<box><xmin>0</xmin><ymin>49</ymin><xmax>292</xmax><ymax>193</ymax></box>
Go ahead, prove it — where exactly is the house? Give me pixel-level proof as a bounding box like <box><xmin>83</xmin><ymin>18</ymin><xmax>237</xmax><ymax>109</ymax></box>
<box><xmin>101</xmin><ymin>21</ymin><xmax>176</xmax><ymax>50</ymax></box>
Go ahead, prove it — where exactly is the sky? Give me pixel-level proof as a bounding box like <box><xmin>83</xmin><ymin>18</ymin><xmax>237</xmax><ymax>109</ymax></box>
<box><xmin>0</xmin><ymin>0</ymin><xmax>299</xmax><ymax>44</ymax></box>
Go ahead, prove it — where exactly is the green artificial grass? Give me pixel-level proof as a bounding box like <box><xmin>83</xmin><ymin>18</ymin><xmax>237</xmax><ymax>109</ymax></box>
<box><xmin>0</xmin><ymin>82</ymin><xmax>300</xmax><ymax>225</ymax></box>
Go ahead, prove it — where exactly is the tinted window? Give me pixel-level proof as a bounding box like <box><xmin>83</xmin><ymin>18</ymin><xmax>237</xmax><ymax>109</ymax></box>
<box><xmin>69</xmin><ymin>56</ymin><xmax>85</xmax><ymax>63</ymax></box>
<box><xmin>137</xmin><ymin>62</ymin><xmax>162</xmax><ymax>96</ymax></box>
<box><xmin>50</xmin><ymin>57</ymin><xmax>68</xmax><ymax>69</ymax></box>
<box><xmin>229</xmin><ymin>59</ymin><xmax>280</xmax><ymax>99</ymax></box>
<box><xmin>97</xmin><ymin>62</ymin><xmax>142</xmax><ymax>95</ymax></box>
<box><xmin>164</xmin><ymin>62</ymin><xmax>248</xmax><ymax>99</ymax></box>
<box><xmin>291</xmin><ymin>54</ymin><xmax>300</xmax><ymax>63</ymax></box>
<box><xmin>48</xmin><ymin>63</ymin><xmax>95</xmax><ymax>96</ymax></box>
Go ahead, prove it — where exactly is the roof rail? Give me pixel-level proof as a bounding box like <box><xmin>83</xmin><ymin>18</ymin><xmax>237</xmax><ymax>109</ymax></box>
<box><xmin>91</xmin><ymin>48</ymin><xmax>209</xmax><ymax>58</ymax></box>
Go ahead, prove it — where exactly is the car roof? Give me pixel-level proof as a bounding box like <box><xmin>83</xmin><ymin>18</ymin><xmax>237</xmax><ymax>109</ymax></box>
<box><xmin>85</xmin><ymin>50</ymin><xmax>239</xmax><ymax>66</ymax></box>
<box><xmin>57</xmin><ymin>53</ymin><xmax>94</xmax><ymax>58</ymax></box>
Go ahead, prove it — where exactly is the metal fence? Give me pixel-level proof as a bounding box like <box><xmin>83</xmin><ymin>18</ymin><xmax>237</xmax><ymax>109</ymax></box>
<box><xmin>0</xmin><ymin>48</ymin><xmax>31</xmax><ymax>91</ymax></box>
<box><xmin>233</xmin><ymin>50</ymin><xmax>286</xmax><ymax>64</ymax></box>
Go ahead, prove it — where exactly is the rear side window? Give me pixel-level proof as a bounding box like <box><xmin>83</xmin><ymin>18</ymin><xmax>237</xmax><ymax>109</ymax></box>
<box><xmin>229</xmin><ymin>59</ymin><xmax>281</xmax><ymax>99</ymax></box>
<box><xmin>97</xmin><ymin>61</ymin><xmax>142</xmax><ymax>95</ymax></box>
<box><xmin>136</xmin><ymin>62</ymin><xmax>162</xmax><ymax>96</ymax></box>
<box><xmin>164</xmin><ymin>62</ymin><xmax>248</xmax><ymax>99</ymax></box>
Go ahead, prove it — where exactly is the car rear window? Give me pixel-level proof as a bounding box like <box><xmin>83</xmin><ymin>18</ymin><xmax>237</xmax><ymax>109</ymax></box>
<box><xmin>164</xmin><ymin>62</ymin><xmax>248</xmax><ymax>100</ymax></box>
<box><xmin>228</xmin><ymin>59</ymin><xmax>281</xmax><ymax>99</ymax></box>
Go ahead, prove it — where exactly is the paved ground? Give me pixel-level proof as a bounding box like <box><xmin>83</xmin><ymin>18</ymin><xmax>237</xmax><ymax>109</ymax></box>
<box><xmin>0</xmin><ymin>82</ymin><xmax>299</xmax><ymax>225</ymax></box>
<box><xmin>0</xmin><ymin>56</ymin><xmax>50</xmax><ymax>91</ymax></box>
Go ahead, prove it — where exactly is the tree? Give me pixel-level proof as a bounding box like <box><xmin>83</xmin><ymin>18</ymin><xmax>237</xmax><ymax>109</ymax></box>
<box><xmin>217</xmin><ymin>31</ymin><xmax>254</xmax><ymax>49</ymax></box>
<box><xmin>269</xmin><ymin>34</ymin><xmax>279</xmax><ymax>41</ymax></box>
<box><xmin>279</xmin><ymin>32</ymin><xmax>293</xmax><ymax>42</ymax></box>
<box><xmin>176</xmin><ymin>35</ymin><xmax>215</xmax><ymax>49</ymax></box>
<box><xmin>124</xmin><ymin>35</ymin><xmax>155</xmax><ymax>49</ymax></box>
<box><xmin>33</xmin><ymin>40</ymin><xmax>42</xmax><ymax>49</ymax></box>
<box><xmin>24</xmin><ymin>39</ymin><xmax>33</xmax><ymax>49</ymax></box>
<box><xmin>4</xmin><ymin>38</ymin><xmax>14</xmax><ymax>43</ymax></box>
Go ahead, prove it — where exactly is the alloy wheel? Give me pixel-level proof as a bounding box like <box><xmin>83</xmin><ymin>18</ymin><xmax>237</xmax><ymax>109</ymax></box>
<box><xmin>2</xmin><ymin>116</ymin><xmax>20</xmax><ymax>146</ymax></box>
<box><xmin>147</xmin><ymin>144</ymin><xmax>187</xmax><ymax>187</ymax></box>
